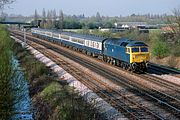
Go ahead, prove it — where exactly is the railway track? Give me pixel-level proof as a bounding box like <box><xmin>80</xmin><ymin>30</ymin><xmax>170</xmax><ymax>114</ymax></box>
<box><xmin>148</xmin><ymin>63</ymin><xmax>180</xmax><ymax>75</ymax></box>
<box><xmin>11</xmin><ymin>30</ymin><xmax>180</xmax><ymax>119</ymax></box>
<box><xmin>141</xmin><ymin>73</ymin><xmax>180</xmax><ymax>98</ymax></box>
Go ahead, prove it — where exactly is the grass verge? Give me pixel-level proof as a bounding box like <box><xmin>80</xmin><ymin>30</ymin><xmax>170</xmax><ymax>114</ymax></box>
<box><xmin>13</xmin><ymin>42</ymin><xmax>101</xmax><ymax>120</ymax></box>
<box><xmin>0</xmin><ymin>25</ymin><xmax>14</xmax><ymax>120</ymax></box>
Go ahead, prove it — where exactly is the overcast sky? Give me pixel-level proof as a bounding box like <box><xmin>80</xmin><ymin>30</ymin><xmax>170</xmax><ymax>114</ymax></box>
<box><xmin>4</xmin><ymin>0</ymin><xmax>180</xmax><ymax>16</ymax></box>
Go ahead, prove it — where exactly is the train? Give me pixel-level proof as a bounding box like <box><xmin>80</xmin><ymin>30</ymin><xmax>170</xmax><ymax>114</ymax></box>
<box><xmin>31</xmin><ymin>28</ymin><xmax>150</xmax><ymax>72</ymax></box>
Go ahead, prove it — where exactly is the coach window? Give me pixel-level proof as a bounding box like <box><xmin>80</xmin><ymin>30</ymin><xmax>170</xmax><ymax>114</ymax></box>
<box><xmin>97</xmin><ymin>42</ymin><xmax>99</xmax><ymax>48</ymax></box>
<box><xmin>91</xmin><ymin>41</ymin><xmax>93</xmax><ymax>47</ymax></box>
<box><xmin>94</xmin><ymin>42</ymin><xmax>96</xmax><ymax>47</ymax></box>
<box><xmin>93</xmin><ymin>42</ymin><xmax>95</xmax><ymax>47</ymax></box>
<box><xmin>87</xmin><ymin>41</ymin><xmax>89</xmax><ymax>46</ymax></box>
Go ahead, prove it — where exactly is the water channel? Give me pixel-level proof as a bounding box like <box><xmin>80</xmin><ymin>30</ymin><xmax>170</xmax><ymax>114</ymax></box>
<box><xmin>10</xmin><ymin>57</ymin><xmax>33</xmax><ymax>120</ymax></box>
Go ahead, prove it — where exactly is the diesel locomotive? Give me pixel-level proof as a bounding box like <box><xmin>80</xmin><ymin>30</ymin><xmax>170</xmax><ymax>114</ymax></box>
<box><xmin>31</xmin><ymin>28</ymin><xmax>150</xmax><ymax>72</ymax></box>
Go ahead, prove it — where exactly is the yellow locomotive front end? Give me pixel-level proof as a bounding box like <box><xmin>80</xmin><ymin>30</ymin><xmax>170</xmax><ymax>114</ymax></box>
<box><xmin>128</xmin><ymin>46</ymin><xmax>150</xmax><ymax>72</ymax></box>
<box><xmin>131</xmin><ymin>47</ymin><xmax>150</xmax><ymax>63</ymax></box>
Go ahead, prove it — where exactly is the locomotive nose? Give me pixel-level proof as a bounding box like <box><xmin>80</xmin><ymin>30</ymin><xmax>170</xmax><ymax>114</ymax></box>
<box><xmin>132</xmin><ymin>54</ymin><xmax>150</xmax><ymax>63</ymax></box>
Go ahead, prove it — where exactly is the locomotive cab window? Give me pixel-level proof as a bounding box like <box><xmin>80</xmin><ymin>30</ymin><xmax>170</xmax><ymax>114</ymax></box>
<box><xmin>140</xmin><ymin>47</ymin><xmax>148</xmax><ymax>52</ymax></box>
<box><xmin>132</xmin><ymin>48</ymin><xmax>139</xmax><ymax>53</ymax></box>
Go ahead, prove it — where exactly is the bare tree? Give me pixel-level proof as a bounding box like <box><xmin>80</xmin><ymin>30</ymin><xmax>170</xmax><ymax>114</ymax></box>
<box><xmin>168</xmin><ymin>7</ymin><xmax>180</xmax><ymax>44</ymax></box>
<box><xmin>34</xmin><ymin>9</ymin><xmax>39</xmax><ymax>26</ymax></box>
<box><xmin>52</xmin><ymin>9</ymin><xmax>56</xmax><ymax>20</ymax></box>
<box><xmin>0</xmin><ymin>11</ymin><xmax>8</xmax><ymax>21</ymax></box>
<box><xmin>41</xmin><ymin>8</ymin><xmax>46</xmax><ymax>28</ymax></box>
<box><xmin>166</xmin><ymin>7</ymin><xmax>180</xmax><ymax>56</ymax></box>
<box><xmin>34</xmin><ymin>9</ymin><xmax>38</xmax><ymax>19</ymax></box>
<box><xmin>47</xmin><ymin>10</ymin><xmax>50</xmax><ymax>19</ymax></box>
<box><xmin>0</xmin><ymin>0</ymin><xmax>15</xmax><ymax>10</ymax></box>
<box><xmin>96</xmin><ymin>12</ymin><xmax>101</xmax><ymax>22</ymax></box>
<box><xmin>42</xmin><ymin>8</ymin><xmax>46</xmax><ymax>20</ymax></box>
<box><xmin>173</xmin><ymin>8</ymin><xmax>180</xmax><ymax>37</ymax></box>
<box><xmin>52</xmin><ymin>9</ymin><xmax>57</xmax><ymax>27</ymax></box>
<box><xmin>59</xmin><ymin>10</ymin><xmax>64</xmax><ymax>30</ymax></box>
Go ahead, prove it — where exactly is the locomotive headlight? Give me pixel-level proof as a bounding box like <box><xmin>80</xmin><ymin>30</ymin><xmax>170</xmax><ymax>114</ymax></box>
<box><xmin>133</xmin><ymin>55</ymin><xmax>138</xmax><ymax>59</ymax></box>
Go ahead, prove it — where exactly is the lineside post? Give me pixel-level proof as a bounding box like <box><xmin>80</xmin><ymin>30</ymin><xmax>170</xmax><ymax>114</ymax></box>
<box><xmin>22</xmin><ymin>28</ymin><xmax>27</xmax><ymax>48</ymax></box>
<box><xmin>24</xmin><ymin>28</ymin><xmax>26</xmax><ymax>43</ymax></box>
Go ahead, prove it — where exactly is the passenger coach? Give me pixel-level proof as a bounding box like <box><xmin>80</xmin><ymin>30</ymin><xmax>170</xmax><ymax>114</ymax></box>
<box><xmin>31</xmin><ymin>28</ymin><xmax>105</xmax><ymax>56</ymax></box>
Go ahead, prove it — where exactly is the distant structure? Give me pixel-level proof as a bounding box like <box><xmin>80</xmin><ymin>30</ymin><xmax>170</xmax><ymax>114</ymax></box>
<box><xmin>117</xmin><ymin>22</ymin><xmax>147</xmax><ymax>28</ymax></box>
<box><xmin>100</xmin><ymin>22</ymin><xmax>158</xmax><ymax>33</ymax></box>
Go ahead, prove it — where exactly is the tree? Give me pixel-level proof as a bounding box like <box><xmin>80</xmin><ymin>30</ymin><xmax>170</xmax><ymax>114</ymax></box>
<box><xmin>52</xmin><ymin>9</ymin><xmax>56</xmax><ymax>20</ymax></box>
<box><xmin>167</xmin><ymin>7</ymin><xmax>180</xmax><ymax>56</ymax></box>
<box><xmin>168</xmin><ymin>7</ymin><xmax>180</xmax><ymax>44</ymax></box>
<box><xmin>96</xmin><ymin>12</ymin><xmax>101</xmax><ymax>22</ymax></box>
<box><xmin>0</xmin><ymin>11</ymin><xmax>8</xmax><ymax>21</ymax></box>
<box><xmin>42</xmin><ymin>8</ymin><xmax>46</xmax><ymax>19</ymax></box>
<box><xmin>103</xmin><ymin>21</ymin><xmax>113</xmax><ymax>28</ymax></box>
<box><xmin>41</xmin><ymin>8</ymin><xmax>46</xmax><ymax>28</ymax></box>
<box><xmin>151</xmin><ymin>33</ymin><xmax>170</xmax><ymax>58</ymax></box>
<box><xmin>63</xmin><ymin>19</ymin><xmax>82</xmax><ymax>29</ymax></box>
<box><xmin>52</xmin><ymin>9</ymin><xmax>57</xmax><ymax>27</ymax></box>
<box><xmin>47</xmin><ymin>10</ymin><xmax>51</xmax><ymax>19</ymax></box>
<box><xmin>0</xmin><ymin>0</ymin><xmax>15</xmax><ymax>10</ymax></box>
<box><xmin>0</xmin><ymin>0</ymin><xmax>15</xmax><ymax>21</ymax></box>
<box><xmin>34</xmin><ymin>9</ymin><xmax>39</xmax><ymax>26</ymax></box>
<box><xmin>45</xmin><ymin>10</ymin><xmax>54</xmax><ymax>29</ymax></box>
<box><xmin>59</xmin><ymin>10</ymin><xmax>64</xmax><ymax>30</ymax></box>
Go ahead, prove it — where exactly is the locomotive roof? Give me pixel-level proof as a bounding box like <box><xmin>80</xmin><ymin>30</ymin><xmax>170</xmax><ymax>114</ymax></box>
<box><xmin>105</xmin><ymin>38</ymin><xmax>148</xmax><ymax>47</ymax></box>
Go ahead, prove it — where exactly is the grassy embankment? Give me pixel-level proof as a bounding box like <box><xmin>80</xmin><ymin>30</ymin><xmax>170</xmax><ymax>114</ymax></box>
<box><xmin>13</xmin><ymin>41</ymin><xmax>101</xmax><ymax>120</ymax></box>
<box><xmin>0</xmin><ymin>25</ymin><xmax>14</xmax><ymax>119</ymax></box>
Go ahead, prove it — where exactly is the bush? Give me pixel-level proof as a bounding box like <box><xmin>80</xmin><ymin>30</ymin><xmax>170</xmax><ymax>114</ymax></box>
<box><xmin>152</xmin><ymin>39</ymin><xmax>170</xmax><ymax>58</ymax></box>
<box><xmin>120</xmin><ymin>29</ymin><xmax>150</xmax><ymax>42</ymax></box>
<box><xmin>171</xmin><ymin>44</ymin><xmax>180</xmax><ymax>57</ymax></box>
<box><xmin>91</xmin><ymin>30</ymin><xmax>113</xmax><ymax>38</ymax></box>
<box><xmin>167</xmin><ymin>55</ymin><xmax>178</xmax><ymax>67</ymax></box>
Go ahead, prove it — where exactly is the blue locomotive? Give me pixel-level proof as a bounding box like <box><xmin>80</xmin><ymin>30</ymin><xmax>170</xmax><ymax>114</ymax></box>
<box><xmin>31</xmin><ymin>28</ymin><xmax>150</xmax><ymax>72</ymax></box>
